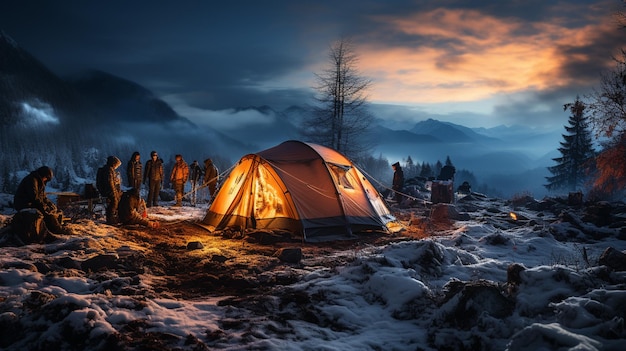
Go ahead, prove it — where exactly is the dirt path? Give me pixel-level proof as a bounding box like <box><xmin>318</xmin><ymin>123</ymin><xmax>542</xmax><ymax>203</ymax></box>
<box><xmin>114</xmin><ymin>219</ymin><xmax>425</xmax><ymax>300</ymax></box>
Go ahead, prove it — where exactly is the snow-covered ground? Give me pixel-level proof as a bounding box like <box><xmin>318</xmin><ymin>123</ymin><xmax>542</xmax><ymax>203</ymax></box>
<box><xmin>0</xmin><ymin>192</ymin><xmax>625</xmax><ymax>350</ymax></box>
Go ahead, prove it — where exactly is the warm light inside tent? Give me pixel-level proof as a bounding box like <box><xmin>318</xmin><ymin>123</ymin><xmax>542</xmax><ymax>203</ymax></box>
<box><xmin>509</xmin><ymin>212</ymin><xmax>518</xmax><ymax>221</ymax></box>
<box><xmin>254</xmin><ymin>166</ymin><xmax>284</xmax><ymax>218</ymax></box>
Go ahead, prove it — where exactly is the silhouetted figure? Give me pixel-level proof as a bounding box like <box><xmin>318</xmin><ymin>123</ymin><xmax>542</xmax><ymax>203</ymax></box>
<box><xmin>13</xmin><ymin>166</ymin><xmax>69</xmax><ymax>235</ymax></box>
<box><xmin>392</xmin><ymin>162</ymin><xmax>404</xmax><ymax>204</ymax></box>
<box><xmin>143</xmin><ymin>151</ymin><xmax>164</xmax><ymax>207</ymax></box>
<box><xmin>203</xmin><ymin>158</ymin><xmax>219</xmax><ymax>203</ymax></box>
<box><xmin>126</xmin><ymin>151</ymin><xmax>142</xmax><ymax>190</ymax></box>
<box><xmin>99</xmin><ymin>156</ymin><xmax>122</xmax><ymax>224</ymax></box>
<box><xmin>189</xmin><ymin>160</ymin><xmax>203</xmax><ymax>206</ymax></box>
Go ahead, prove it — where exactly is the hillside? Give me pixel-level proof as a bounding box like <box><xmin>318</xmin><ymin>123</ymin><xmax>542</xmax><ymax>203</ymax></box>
<box><xmin>0</xmin><ymin>33</ymin><xmax>251</xmax><ymax>192</ymax></box>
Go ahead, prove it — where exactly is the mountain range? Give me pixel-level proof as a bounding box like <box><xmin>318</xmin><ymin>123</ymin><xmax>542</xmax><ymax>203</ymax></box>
<box><xmin>0</xmin><ymin>31</ymin><xmax>561</xmax><ymax>197</ymax></box>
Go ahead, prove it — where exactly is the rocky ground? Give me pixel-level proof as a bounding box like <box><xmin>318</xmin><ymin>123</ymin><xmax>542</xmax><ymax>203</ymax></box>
<box><xmin>1</xmin><ymin>192</ymin><xmax>625</xmax><ymax>350</ymax></box>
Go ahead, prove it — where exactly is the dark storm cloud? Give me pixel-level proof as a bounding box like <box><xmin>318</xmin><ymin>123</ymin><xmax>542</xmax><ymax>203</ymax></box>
<box><xmin>1</xmin><ymin>1</ymin><xmax>334</xmax><ymax>109</ymax></box>
<box><xmin>1</xmin><ymin>0</ymin><xmax>624</xmax><ymax>130</ymax></box>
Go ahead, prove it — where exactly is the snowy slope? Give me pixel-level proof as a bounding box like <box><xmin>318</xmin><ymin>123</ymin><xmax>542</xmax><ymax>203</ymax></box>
<box><xmin>0</xmin><ymin>192</ymin><xmax>625</xmax><ymax>350</ymax></box>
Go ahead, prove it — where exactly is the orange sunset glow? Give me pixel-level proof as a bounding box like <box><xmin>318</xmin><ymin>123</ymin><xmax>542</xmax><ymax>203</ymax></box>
<box><xmin>356</xmin><ymin>8</ymin><xmax>620</xmax><ymax>106</ymax></box>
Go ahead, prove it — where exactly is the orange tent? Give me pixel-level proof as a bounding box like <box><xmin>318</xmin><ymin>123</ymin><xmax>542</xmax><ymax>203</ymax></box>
<box><xmin>202</xmin><ymin>140</ymin><xmax>398</xmax><ymax>242</ymax></box>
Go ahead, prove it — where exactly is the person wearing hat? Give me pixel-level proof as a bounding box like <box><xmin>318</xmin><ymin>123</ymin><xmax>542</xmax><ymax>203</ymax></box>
<box><xmin>101</xmin><ymin>156</ymin><xmax>122</xmax><ymax>224</ymax></box>
<box><xmin>143</xmin><ymin>150</ymin><xmax>164</xmax><ymax>207</ymax></box>
<box><xmin>391</xmin><ymin>162</ymin><xmax>404</xmax><ymax>204</ymax></box>
<box><xmin>13</xmin><ymin>166</ymin><xmax>69</xmax><ymax>235</ymax></box>
<box><xmin>169</xmin><ymin>154</ymin><xmax>189</xmax><ymax>207</ymax></box>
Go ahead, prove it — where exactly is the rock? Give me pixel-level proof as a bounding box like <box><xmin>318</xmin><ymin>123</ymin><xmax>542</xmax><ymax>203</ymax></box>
<box><xmin>187</xmin><ymin>241</ymin><xmax>204</xmax><ymax>250</ymax></box>
<box><xmin>440</xmin><ymin>279</ymin><xmax>514</xmax><ymax>329</ymax></box>
<box><xmin>568</xmin><ymin>191</ymin><xmax>583</xmax><ymax>206</ymax></box>
<box><xmin>507</xmin><ymin>263</ymin><xmax>526</xmax><ymax>286</ymax></box>
<box><xmin>583</xmin><ymin>201</ymin><xmax>613</xmax><ymax>227</ymax></box>
<box><xmin>1</xmin><ymin>261</ymin><xmax>38</xmax><ymax>272</ymax></box>
<box><xmin>81</xmin><ymin>254</ymin><xmax>119</xmax><ymax>272</ymax></box>
<box><xmin>56</xmin><ymin>256</ymin><xmax>81</xmax><ymax>269</ymax></box>
<box><xmin>430</xmin><ymin>203</ymin><xmax>470</xmax><ymax>223</ymax></box>
<box><xmin>598</xmin><ymin>247</ymin><xmax>626</xmax><ymax>271</ymax></box>
<box><xmin>0</xmin><ymin>311</ymin><xmax>23</xmax><ymax>347</ymax></box>
<box><xmin>486</xmin><ymin>207</ymin><xmax>502</xmax><ymax>213</ymax></box>
<box><xmin>274</xmin><ymin>247</ymin><xmax>302</xmax><ymax>263</ymax></box>
<box><xmin>481</xmin><ymin>233</ymin><xmax>510</xmax><ymax>246</ymax></box>
<box><xmin>211</xmin><ymin>254</ymin><xmax>229</xmax><ymax>263</ymax></box>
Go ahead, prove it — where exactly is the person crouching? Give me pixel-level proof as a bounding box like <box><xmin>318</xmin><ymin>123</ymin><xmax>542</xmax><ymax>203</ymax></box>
<box><xmin>118</xmin><ymin>187</ymin><xmax>159</xmax><ymax>229</ymax></box>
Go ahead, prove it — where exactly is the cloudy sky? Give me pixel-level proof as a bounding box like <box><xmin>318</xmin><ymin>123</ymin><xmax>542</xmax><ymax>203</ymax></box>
<box><xmin>2</xmin><ymin>0</ymin><xmax>624</xmax><ymax>131</ymax></box>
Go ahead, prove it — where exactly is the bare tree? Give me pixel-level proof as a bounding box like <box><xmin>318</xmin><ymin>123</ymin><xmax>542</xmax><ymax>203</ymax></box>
<box><xmin>588</xmin><ymin>50</ymin><xmax>626</xmax><ymax>139</ymax></box>
<box><xmin>586</xmin><ymin>4</ymin><xmax>626</xmax><ymax>196</ymax></box>
<box><xmin>302</xmin><ymin>38</ymin><xmax>374</xmax><ymax>159</ymax></box>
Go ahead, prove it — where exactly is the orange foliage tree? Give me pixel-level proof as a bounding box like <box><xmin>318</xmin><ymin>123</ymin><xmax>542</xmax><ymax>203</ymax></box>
<box><xmin>594</xmin><ymin>134</ymin><xmax>626</xmax><ymax>193</ymax></box>
<box><xmin>588</xmin><ymin>50</ymin><xmax>626</xmax><ymax>196</ymax></box>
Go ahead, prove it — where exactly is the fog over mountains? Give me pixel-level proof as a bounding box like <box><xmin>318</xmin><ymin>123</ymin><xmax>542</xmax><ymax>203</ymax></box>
<box><xmin>0</xmin><ymin>31</ymin><xmax>562</xmax><ymax>198</ymax></box>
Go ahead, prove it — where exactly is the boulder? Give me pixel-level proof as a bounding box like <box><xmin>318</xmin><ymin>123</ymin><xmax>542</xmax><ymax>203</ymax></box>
<box><xmin>274</xmin><ymin>247</ymin><xmax>302</xmax><ymax>263</ymax></box>
<box><xmin>599</xmin><ymin>247</ymin><xmax>626</xmax><ymax>271</ymax></box>
<box><xmin>187</xmin><ymin>241</ymin><xmax>204</xmax><ymax>250</ymax></box>
<box><xmin>81</xmin><ymin>254</ymin><xmax>119</xmax><ymax>272</ymax></box>
<box><xmin>430</xmin><ymin>203</ymin><xmax>470</xmax><ymax>223</ymax></box>
<box><xmin>440</xmin><ymin>279</ymin><xmax>514</xmax><ymax>329</ymax></box>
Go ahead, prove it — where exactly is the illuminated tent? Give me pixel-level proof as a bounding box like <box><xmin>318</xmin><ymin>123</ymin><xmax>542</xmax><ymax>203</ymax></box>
<box><xmin>202</xmin><ymin>140</ymin><xmax>398</xmax><ymax>242</ymax></box>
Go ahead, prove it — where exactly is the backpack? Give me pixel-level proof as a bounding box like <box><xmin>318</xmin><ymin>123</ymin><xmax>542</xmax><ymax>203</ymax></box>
<box><xmin>96</xmin><ymin>166</ymin><xmax>108</xmax><ymax>196</ymax></box>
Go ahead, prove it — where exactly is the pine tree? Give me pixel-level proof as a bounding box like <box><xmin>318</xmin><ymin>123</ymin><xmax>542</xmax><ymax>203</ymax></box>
<box><xmin>434</xmin><ymin>160</ymin><xmax>443</xmax><ymax>178</ymax></box>
<box><xmin>420</xmin><ymin>162</ymin><xmax>433</xmax><ymax>178</ymax></box>
<box><xmin>405</xmin><ymin>156</ymin><xmax>417</xmax><ymax>179</ymax></box>
<box><xmin>545</xmin><ymin>97</ymin><xmax>595</xmax><ymax>192</ymax></box>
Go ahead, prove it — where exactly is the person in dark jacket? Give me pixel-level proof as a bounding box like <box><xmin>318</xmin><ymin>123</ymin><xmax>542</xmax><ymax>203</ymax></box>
<box><xmin>118</xmin><ymin>187</ymin><xmax>159</xmax><ymax>228</ymax></box>
<box><xmin>170</xmin><ymin>154</ymin><xmax>189</xmax><ymax>207</ymax></box>
<box><xmin>391</xmin><ymin>162</ymin><xmax>404</xmax><ymax>204</ymax></box>
<box><xmin>126</xmin><ymin>151</ymin><xmax>142</xmax><ymax>190</ymax></box>
<box><xmin>143</xmin><ymin>150</ymin><xmax>164</xmax><ymax>207</ymax></box>
<box><xmin>13</xmin><ymin>166</ymin><xmax>69</xmax><ymax>235</ymax></box>
<box><xmin>203</xmin><ymin>158</ymin><xmax>219</xmax><ymax>202</ymax></box>
<box><xmin>101</xmin><ymin>156</ymin><xmax>122</xmax><ymax>224</ymax></box>
<box><xmin>189</xmin><ymin>160</ymin><xmax>203</xmax><ymax>206</ymax></box>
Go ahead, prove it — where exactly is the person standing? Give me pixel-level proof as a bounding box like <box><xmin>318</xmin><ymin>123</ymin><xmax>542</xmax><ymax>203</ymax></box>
<box><xmin>143</xmin><ymin>151</ymin><xmax>163</xmax><ymax>207</ymax></box>
<box><xmin>13</xmin><ymin>166</ymin><xmax>69</xmax><ymax>235</ymax></box>
<box><xmin>99</xmin><ymin>156</ymin><xmax>122</xmax><ymax>224</ymax></box>
<box><xmin>170</xmin><ymin>154</ymin><xmax>189</xmax><ymax>207</ymax></box>
<box><xmin>203</xmin><ymin>158</ymin><xmax>219</xmax><ymax>203</ymax></box>
<box><xmin>391</xmin><ymin>161</ymin><xmax>404</xmax><ymax>204</ymax></box>
<box><xmin>126</xmin><ymin>151</ymin><xmax>142</xmax><ymax>190</ymax></box>
<box><xmin>189</xmin><ymin>160</ymin><xmax>203</xmax><ymax>206</ymax></box>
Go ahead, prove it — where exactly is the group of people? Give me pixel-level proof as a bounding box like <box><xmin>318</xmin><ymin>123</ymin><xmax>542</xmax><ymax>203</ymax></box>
<box><xmin>13</xmin><ymin>151</ymin><xmax>220</xmax><ymax>236</ymax></box>
<box><xmin>99</xmin><ymin>151</ymin><xmax>220</xmax><ymax>225</ymax></box>
<box><xmin>390</xmin><ymin>161</ymin><xmax>470</xmax><ymax>206</ymax></box>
